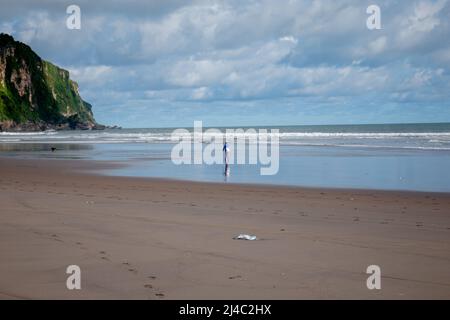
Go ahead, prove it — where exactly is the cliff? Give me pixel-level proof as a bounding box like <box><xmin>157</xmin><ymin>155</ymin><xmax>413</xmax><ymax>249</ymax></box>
<box><xmin>0</xmin><ymin>33</ymin><xmax>103</xmax><ymax>131</ymax></box>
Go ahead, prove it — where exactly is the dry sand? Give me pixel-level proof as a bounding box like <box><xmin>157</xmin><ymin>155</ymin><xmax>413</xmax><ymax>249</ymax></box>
<box><xmin>0</xmin><ymin>157</ymin><xmax>449</xmax><ymax>299</ymax></box>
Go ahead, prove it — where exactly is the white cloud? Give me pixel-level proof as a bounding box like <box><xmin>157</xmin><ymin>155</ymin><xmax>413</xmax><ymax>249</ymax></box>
<box><xmin>369</xmin><ymin>36</ymin><xmax>387</xmax><ymax>54</ymax></box>
<box><xmin>396</xmin><ymin>0</ymin><xmax>448</xmax><ymax>49</ymax></box>
<box><xmin>279</xmin><ymin>36</ymin><xmax>298</xmax><ymax>44</ymax></box>
<box><xmin>191</xmin><ymin>86</ymin><xmax>212</xmax><ymax>100</ymax></box>
<box><xmin>409</xmin><ymin>0</ymin><xmax>447</xmax><ymax>32</ymax></box>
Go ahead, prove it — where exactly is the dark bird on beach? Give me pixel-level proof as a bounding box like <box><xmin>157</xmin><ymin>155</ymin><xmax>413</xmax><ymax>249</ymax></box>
<box><xmin>51</xmin><ymin>147</ymin><xmax>56</xmax><ymax>152</ymax></box>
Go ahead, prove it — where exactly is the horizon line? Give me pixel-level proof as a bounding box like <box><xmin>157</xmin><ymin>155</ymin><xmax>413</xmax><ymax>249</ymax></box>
<box><xmin>113</xmin><ymin>121</ymin><xmax>450</xmax><ymax>130</ymax></box>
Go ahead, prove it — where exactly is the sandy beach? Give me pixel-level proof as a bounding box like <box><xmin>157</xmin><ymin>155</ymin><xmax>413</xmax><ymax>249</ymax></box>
<box><xmin>0</xmin><ymin>157</ymin><xmax>449</xmax><ymax>299</ymax></box>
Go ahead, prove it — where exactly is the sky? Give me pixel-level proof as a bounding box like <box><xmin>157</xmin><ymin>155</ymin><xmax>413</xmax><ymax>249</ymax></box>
<box><xmin>1</xmin><ymin>0</ymin><xmax>450</xmax><ymax>128</ymax></box>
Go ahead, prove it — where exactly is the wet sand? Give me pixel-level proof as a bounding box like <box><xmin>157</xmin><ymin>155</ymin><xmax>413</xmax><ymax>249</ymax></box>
<box><xmin>0</xmin><ymin>157</ymin><xmax>449</xmax><ymax>299</ymax></box>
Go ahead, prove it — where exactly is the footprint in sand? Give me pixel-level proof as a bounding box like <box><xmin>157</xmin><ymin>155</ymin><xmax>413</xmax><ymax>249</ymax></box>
<box><xmin>155</xmin><ymin>293</ymin><xmax>165</xmax><ymax>298</ymax></box>
<box><xmin>299</xmin><ymin>212</ymin><xmax>308</xmax><ymax>217</ymax></box>
<box><xmin>50</xmin><ymin>234</ymin><xmax>64</xmax><ymax>242</ymax></box>
<box><xmin>75</xmin><ymin>242</ymin><xmax>88</xmax><ymax>250</ymax></box>
<box><xmin>99</xmin><ymin>251</ymin><xmax>110</xmax><ymax>261</ymax></box>
<box><xmin>144</xmin><ymin>284</ymin><xmax>153</xmax><ymax>289</ymax></box>
<box><xmin>228</xmin><ymin>275</ymin><xmax>242</xmax><ymax>280</ymax></box>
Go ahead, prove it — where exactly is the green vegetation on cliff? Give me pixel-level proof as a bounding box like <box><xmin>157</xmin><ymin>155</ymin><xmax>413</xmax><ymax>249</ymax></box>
<box><xmin>0</xmin><ymin>33</ymin><xmax>101</xmax><ymax>131</ymax></box>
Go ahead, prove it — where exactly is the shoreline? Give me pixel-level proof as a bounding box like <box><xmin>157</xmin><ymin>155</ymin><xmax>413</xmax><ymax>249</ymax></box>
<box><xmin>4</xmin><ymin>155</ymin><xmax>450</xmax><ymax>195</ymax></box>
<box><xmin>1</xmin><ymin>157</ymin><xmax>450</xmax><ymax>299</ymax></box>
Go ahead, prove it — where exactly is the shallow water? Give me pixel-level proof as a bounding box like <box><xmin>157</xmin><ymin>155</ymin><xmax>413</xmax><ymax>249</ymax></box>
<box><xmin>1</xmin><ymin>142</ymin><xmax>450</xmax><ymax>192</ymax></box>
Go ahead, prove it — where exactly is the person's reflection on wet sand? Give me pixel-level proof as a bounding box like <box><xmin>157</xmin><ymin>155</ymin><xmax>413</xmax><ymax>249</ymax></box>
<box><xmin>224</xmin><ymin>163</ymin><xmax>230</xmax><ymax>181</ymax></box>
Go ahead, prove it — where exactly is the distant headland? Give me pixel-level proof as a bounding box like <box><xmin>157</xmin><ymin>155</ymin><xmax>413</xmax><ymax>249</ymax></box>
<box><xmin>0</xmin><ymin>33</ymin><xmax>116</xmax><ymax>132</ymax></box>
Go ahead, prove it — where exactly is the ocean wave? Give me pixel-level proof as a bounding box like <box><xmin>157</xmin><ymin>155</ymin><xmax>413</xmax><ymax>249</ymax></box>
<box><xmin>2</xmin><ymin>130</ymin><xmax>450</xmax><ymax>151</ymax></box>
<box><xmin>282</xmin><ymin>142</ymin><xmax>450</xmax><ymax>150</ymax></box>
<box><xmin>277</xmin><ymin>132</ymin><xmax>450</xmax><ymax>138</ymax></box>
<box><xmin>0</xmin><ymin>130</ymin><xmax>57</xmax><ymax>136</ymax></box>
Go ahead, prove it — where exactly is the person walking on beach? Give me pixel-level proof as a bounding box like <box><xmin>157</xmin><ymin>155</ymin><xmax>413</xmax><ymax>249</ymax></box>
<box><xmin>223</xmin><ymin>141</ymin><xmax>230</xmax><ymax>165</ymax></box>
<box><xmin>223</xmin><ymin>141</ymin><xmax>231</xmax><ymax>177</ymax></box>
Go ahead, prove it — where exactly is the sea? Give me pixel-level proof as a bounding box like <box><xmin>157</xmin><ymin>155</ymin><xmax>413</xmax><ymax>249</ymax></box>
<box><xmin>1</xmin><ymin>123</ymin><xmax>450</xmax><ymax>192</ymax></box>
